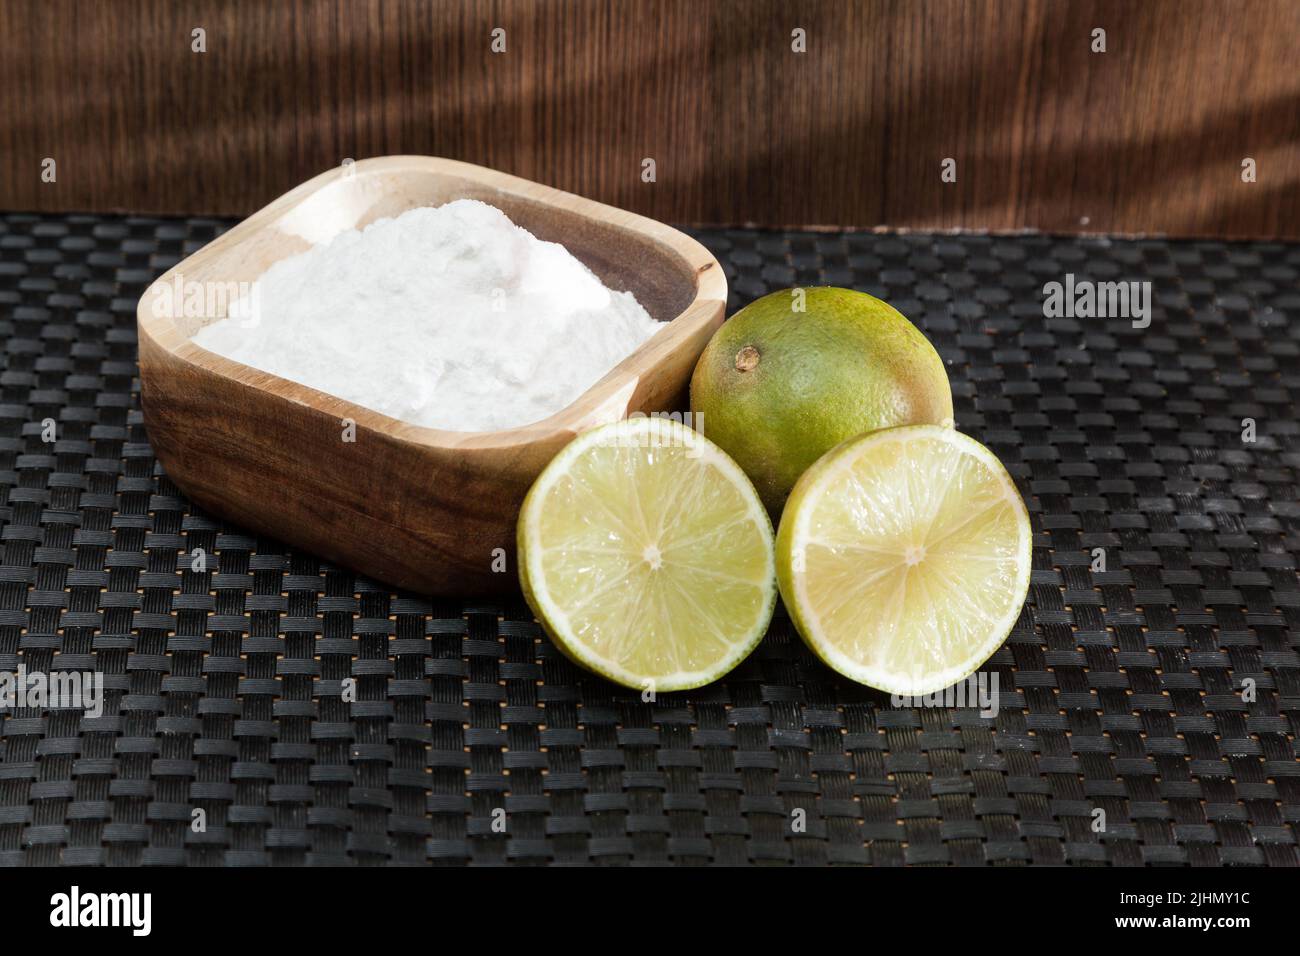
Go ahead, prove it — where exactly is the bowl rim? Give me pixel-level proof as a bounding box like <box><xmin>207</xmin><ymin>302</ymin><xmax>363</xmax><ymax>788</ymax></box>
<box><xmin>136</xmin><ymin>155</ymin><xmax>727</xmax><ymax>452</ymax></box>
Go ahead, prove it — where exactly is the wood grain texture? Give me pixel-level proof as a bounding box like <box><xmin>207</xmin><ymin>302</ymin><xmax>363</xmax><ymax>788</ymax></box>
<box><xmin>137</xmin><ymin>157</ymin><xmax>726</xmax><ymax>595</ymax></box>
<box><xmin>2</xmin><ymin>0</ymin><xmax>1298</xmax><ymax>237</ymax></box>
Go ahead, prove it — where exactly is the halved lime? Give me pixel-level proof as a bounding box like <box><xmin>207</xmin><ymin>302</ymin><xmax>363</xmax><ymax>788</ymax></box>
<box><xmin>776</xmin><ymin>424</ymin><xmax>1031</xmax><ymax>695</ymax></box>
<box><xmin>518</xmin><ymin>417</ymin><xmax>776</xmax><ymax>691</ymax></box>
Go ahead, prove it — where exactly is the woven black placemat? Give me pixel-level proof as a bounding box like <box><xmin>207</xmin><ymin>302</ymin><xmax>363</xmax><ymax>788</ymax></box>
<box><xmin>0</xmin><ymin>213</ymin><xmax>1297</xmax><ymax>866</ymax></box>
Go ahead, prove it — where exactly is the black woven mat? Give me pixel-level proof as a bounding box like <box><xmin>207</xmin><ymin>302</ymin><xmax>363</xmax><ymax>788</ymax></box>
<box><xmin>0</xmin><ymin>213</ymin><xmax>1297</xmax><ymax>866</ymax></box>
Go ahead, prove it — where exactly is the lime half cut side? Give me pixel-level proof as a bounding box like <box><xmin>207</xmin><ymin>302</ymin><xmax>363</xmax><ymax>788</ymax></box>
<box><xmin>518</xmin><ymin>417</ymin><xmax>776</xmax><ymax>691</ymax></box>
<box><xmin>776</xmin><ymin>424</ymin><xmax>1031</xmax><ymax>696</ymax></box>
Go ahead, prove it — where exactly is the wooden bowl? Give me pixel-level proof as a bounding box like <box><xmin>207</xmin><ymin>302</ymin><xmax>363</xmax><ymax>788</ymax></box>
<box><xmin>137</xmin><ymin>156</ymin><xmax>726</xmax><ymax>594</ymax></box>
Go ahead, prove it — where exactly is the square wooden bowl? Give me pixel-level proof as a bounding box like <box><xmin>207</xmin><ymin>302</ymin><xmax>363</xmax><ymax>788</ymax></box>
<box><xmin>137</xmin><ymin>156</ymin><xmax>726</xmax><ymax>594</ymax></box>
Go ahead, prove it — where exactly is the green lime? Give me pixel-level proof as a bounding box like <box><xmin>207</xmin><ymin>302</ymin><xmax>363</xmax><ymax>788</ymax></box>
<box><xmin>690</xmin><ymin>287</ymin><xmax>953</xmax><ymax>512</ymax></box>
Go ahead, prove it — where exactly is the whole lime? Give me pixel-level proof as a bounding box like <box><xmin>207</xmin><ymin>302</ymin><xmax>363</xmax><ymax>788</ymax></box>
<box><xmin>689</xmin><ymin>287</ymin><xmax>953</xmax><ymax>513</ymax></box>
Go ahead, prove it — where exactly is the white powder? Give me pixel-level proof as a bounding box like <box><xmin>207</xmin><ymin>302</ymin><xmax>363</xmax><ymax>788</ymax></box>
<box><xmin>193</xmin><ymin>199</ymin><xmax>660</xmax><ymax>431</ymax></box>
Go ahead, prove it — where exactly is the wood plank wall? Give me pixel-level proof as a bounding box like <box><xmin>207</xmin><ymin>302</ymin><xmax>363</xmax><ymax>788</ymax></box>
<box><xmin>1</xmin><ymin>0</ymin><xmax>1297</xmax><ymax>238</ymax></box>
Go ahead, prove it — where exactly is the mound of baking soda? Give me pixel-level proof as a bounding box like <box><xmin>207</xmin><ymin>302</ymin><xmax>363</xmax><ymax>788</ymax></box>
<box><xmin>193</xmin><ymin>199</ymin><xmax>659</xmax><ymax>432</ymax></box>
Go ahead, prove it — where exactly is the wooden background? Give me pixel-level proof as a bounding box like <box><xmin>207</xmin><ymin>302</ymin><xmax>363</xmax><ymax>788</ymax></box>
<box><xmin>1</xmin><ymin>0</ymin><xmax>1298</xmax><ymax>238</ymax></box>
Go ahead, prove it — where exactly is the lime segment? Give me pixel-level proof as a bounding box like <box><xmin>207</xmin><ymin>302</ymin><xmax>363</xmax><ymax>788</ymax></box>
<box><xmin>776</xmin><ymin>424</ymin><xmax>1031</xmax><ymax>695</ymax></box>
<box><xmin>519</xmin><ymin>417</ymin><xmax>776</xmax><ymax>691</ymax></box>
